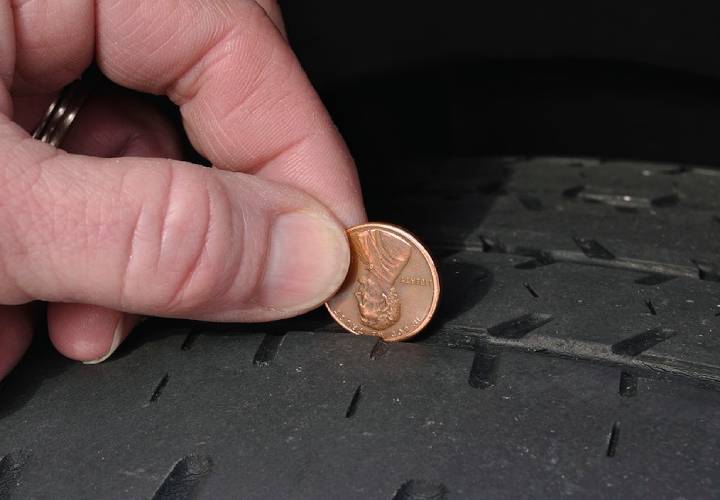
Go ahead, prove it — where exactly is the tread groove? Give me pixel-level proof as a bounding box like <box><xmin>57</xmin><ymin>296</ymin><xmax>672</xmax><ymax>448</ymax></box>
<box><xmin>151</xmin><ymin>455</ymin><xmax>212</xmax><ymax>500</ymax></box>
<box><xmin>481</xmin><ymin>236</ymin><xmax>699</xmax><ymax>280</ymax></box>
<box><xmin>431</xmin><ymin>325</ymin><xmax>720</xmax><ymax>389</ymax></box>
<box><xmin>645</xmin><ymin>299</ymin><xmax>657</xmax><ymax>316</ymax></box>
<box><xmin>606</xmin><ymin>422</ymin><xmax>621</xmax><ymax>457</ymax></box>
<box><xmin>150</xmin><ymin>374</ymin><xmax>170</xmax><ymax>403</ymax></box>
<box><xmin>393</xmin><ymin>480</ymin><xmax>448</xmax><ymax>500</ymax></box>
<box><xmin>619</xmin><ymin>371</ymin><xmax>638</xmax><ymax>397</ymax></box>
<box><xmin>345</xmin><ymin>385</ymin><xmax>362</xmax><ymax>418</ymax></box>
<box><xmin>611</xmin><ymin>328</ymin><xmax>677</xmax><ymax>357</ymax></box>
<box><xmin>635</xmin><ymin>274</ymin><xmax>677</xmax><ymax>286</ymax></box>
<box><xmin>572</xmin><ymin>236</ymin><xmax>616</xmax><ymax>260</ymax></box>
<box><xmin>661</xmin><ymin>165</ymin><xmax>691</xmax><ymax>175</ymax></box>
<box><xmin>693</xmin><ymin>260</ymin><xmax>720</xmax><ymax>282</ymax></box>
<box><xmin>468</xmin><ymin>343</ymin><xmax>499</xmax><ymax>389</ymax></box>
<box><xmin>253</xmin><ymin>333</ymin><xmax>286</xmax><ymax>366</ymax></box>
<box><xmin>369</xmin><ymin>339</ymin><xmax>389</xmax><ymax>360</ymax></box>
<box><xmin>514</xmin><ymin>254</ymin><xmax>555</xmax><ymax>269</ymax></box>
<box><xmin>523</xmin><ymin>282</ymin><xmax>539</xmax><ymax>298</ymax></box>
<box><xmin>651</xmin><ymin>193</ymin><xmax>680</xmax><ymax>207</ymax></box>
<box><xmin>517</xmin><ymin>194</ymin><xmax>543</xmax><ymax>211</ymax></box>
<box><xmin>562</xmin><ymin>185</ymin><xmax>585</xmax><ymax>198</ymax></box>
<box><xmin>488</xmin><ymin>313</ymin><xmax>553</xmax><ymax>339</ymax></box>
<box><xmin>180</xmin><ymin>330</ymin><xmax>199</xmax><ymax>351</ymax></box>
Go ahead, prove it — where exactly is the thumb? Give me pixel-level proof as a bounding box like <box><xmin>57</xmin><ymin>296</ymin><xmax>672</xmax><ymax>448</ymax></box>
<box><xmin>0</xmin><ymin>118</ymin><xmax>349</xmax><ymax>321</ymax></box>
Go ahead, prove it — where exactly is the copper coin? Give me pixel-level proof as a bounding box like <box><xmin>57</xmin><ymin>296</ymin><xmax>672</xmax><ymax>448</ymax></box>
<box><xmin>325</xmin><ymin>223</ymin><xmax>440</xmax><ymax>342</ymax></box>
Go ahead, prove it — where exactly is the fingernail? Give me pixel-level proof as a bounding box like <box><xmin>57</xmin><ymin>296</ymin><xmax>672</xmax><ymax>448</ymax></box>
<box><xmin>260</xmin><ymin>211</ymin><xmax>350</xmax><ymax>312</ymax></box>
<box><xmin>83</xmin><ymin>315</ymin><xmax>134</xmax><ymax>365</ymax></box>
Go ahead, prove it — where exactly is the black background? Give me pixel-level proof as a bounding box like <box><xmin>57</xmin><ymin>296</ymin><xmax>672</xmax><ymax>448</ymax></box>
<box><xmin>280</xmin><ymin>1</ymin><xmax>720</xmax><ymax>166</ymax></box>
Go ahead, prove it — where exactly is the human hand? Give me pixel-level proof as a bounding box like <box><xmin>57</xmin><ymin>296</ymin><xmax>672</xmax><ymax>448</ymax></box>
<box><xmin>0</xmin><ymin>0</ymin><xmax>365</xmax><ymax>379</ymax></box>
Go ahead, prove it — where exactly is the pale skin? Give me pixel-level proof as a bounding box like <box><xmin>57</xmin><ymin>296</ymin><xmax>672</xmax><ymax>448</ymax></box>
<box><xmin>0</xmin><ymin>0</ymin><xmax>366</xmax><ymax>380</ymax></box>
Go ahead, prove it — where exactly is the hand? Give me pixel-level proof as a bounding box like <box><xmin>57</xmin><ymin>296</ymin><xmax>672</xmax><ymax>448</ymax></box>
<box><xmin>0</xmin><ymin>0</ymin><xmax>366</xmax><ymax>379</ymax></box>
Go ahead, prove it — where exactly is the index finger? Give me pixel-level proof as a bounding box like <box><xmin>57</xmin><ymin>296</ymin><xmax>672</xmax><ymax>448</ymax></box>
<box><xmin>12</xmin><ymin>0</ymin><xmax>366</xmax><ymax>226</ymax></box>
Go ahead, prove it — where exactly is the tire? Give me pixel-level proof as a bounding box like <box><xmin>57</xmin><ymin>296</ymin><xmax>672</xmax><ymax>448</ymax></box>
<box><xmin>1</xmin><ymin>157</ymin><xmax>719</xmax><ymax>499</ymax></box>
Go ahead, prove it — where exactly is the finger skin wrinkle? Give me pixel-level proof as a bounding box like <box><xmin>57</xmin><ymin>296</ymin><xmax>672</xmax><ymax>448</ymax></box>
<box><xmin>155</xmin><ymin>160</ymin><xmax>173</xmax><ymax>269</ymax></box>
<box><xmin>207</xmin><ymin>41</ymin><xmax>300</xmax><ymax>159</ymax></box>
<box><xmin>98</xmin><ymin>0</ymin><xmax>247</xmax><ymax>96</ymax></box>
<box><xmin>194</xmin><ymin>45</ymin><xmax>292</xmax><ymax>166</ymax></box>
<box><xmin>242</xmin><ymin>130</ymin><xmax>310</xmax><ymax>176</ymax></box>
<box><xmin>177</xmin><ymin>173</ymin><xmax>261</xmax><ymax>315</ymax></box>
<box><xmin>160</xmin><ymin>171</ymin><xmax>263</xmax><ymax>316</ymax></box>
<box><xmin>241</xmin><ymin>62</ymin><xmax>296</xmax><ymax>120</ymax></box>
<box><xmin>194</xmin><ymin>26</ymin><xmax>274</xmax><ymax>121</ymax></box>
<box><xmin>176</xmin><ymin>26</ymin><xmax>303</xmax><ymax>169</ymax></box>
<box><xmin>0</xmin><ymin>137</ymin><xmax>58</xmax><ymax>239</ymax></box>
<box><xmin>101</xmin><ymin>2</ymin><xmax>152</xmax><ymax>56</ymax></box>
<box><xmin>0</xmin><ymin>140</ymin><xmax>60</xmax><ymax>302</ymax></box>
<box><xmin>252</xmin><ymin>0</ymin><xmax>285</xmax><ymax>37</ymax></box>
<box><xmin>32</xmin><ymin>155</ymin><xmax>110</xmax><ymax>298</ymax></box>
<box><xmin>220</xmin><ymin>195</ymin><xmax>249</xmax><ymax>306</ymax></box>
<box><xmin>169</xmin><ymin>24</ymin><xmax>268</xmax><ymax>163</ymax></box>
<box><xmin>117</xmin><ymin>160</ymin><xmax>173</xmax><ymax>310</ymax></box>
<box><xmin>119</xmin><ymin>191</ymin><xmax>144</xmax><ymax>310</ymax></box>
<box><xmin>161</xmin><ymin>173</ymin><xmax>212</xmax><ymax>312</ymax></box>
<box><xmin>109</xmin><ymin>2</ymin><xmax>187</xmax><ymax>85</ymax></box>
<box><xmin>202</xmin><ymin>172</ymin><xmax>276</xmax><ymax>318</ymax></box>
<box><xmin>117</xmin><ymin>164</ymin><xmax>242</xmax><ymax>315</ymax></box>
<box><xmin>169</xmin><ymin>9</ymin><xmax>271</xmax><ymax>106</ymax></box>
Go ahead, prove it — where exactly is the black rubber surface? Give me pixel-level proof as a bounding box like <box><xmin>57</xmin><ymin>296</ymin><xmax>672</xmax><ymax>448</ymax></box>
<box><xmin>1</xmin><ymin>157</ymin><xmax>720</xmax><ymax>498</ymax></box>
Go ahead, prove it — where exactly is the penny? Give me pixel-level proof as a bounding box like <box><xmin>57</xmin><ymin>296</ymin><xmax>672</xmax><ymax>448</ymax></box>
<box><xmin>325</xmin><ymin>223</ymin><xmax>440</xmax><ymax>342</ymax></box>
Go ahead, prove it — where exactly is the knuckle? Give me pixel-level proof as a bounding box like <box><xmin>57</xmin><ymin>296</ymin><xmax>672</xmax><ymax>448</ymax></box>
<box><xmin>171</xmin><ymin>2</ymin><xmax>291</xmax><ymax>104</ymax></box>
<box><xmin>122</xmin><ymin>167</ymin><xmax>241</xmax><ymax>314</ymax></box>
<box><xmin>159</xmin><ymin>174</ymin><xmax>215</xmax><ymax>312</ymax></box>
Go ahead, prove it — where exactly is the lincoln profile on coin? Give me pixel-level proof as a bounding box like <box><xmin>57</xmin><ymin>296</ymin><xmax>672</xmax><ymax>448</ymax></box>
<box><xmin>350</xmin><ymin>229</ymin><xmax>412</xmax><ymax>330</ymax></box>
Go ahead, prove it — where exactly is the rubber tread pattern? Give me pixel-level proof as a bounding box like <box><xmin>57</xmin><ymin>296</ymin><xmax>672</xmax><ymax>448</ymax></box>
<box><xmin>1</xmin><ymin>158</ymin><xmax>719</xmax><ymax>498</ymax></box>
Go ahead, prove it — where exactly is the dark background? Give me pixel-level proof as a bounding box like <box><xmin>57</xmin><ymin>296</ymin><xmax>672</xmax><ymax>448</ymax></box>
<box><xmin>279</xmin><ymin>1</ymin><xmax>720</xmax><ymax>166</ymax></box>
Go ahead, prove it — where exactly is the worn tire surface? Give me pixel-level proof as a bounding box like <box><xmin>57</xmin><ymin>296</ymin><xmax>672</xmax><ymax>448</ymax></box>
<box><xmin>1</xmin><ymin>157</ymin><xmax>719</xmax><ymax>499</ymax></box>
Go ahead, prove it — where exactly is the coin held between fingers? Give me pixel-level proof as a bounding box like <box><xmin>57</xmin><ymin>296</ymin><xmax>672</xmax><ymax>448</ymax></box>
<box><xmin>326</xmin><ymin>223</ymin><xmax>440</xmax><ymax>341</ymax></box>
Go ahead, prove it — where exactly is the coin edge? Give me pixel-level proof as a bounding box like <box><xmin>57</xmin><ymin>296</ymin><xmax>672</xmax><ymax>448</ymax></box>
<box><xmin>325</xmin><ymin>222</ymin><xmax>441</xmax><ymax>342</ymax></box>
